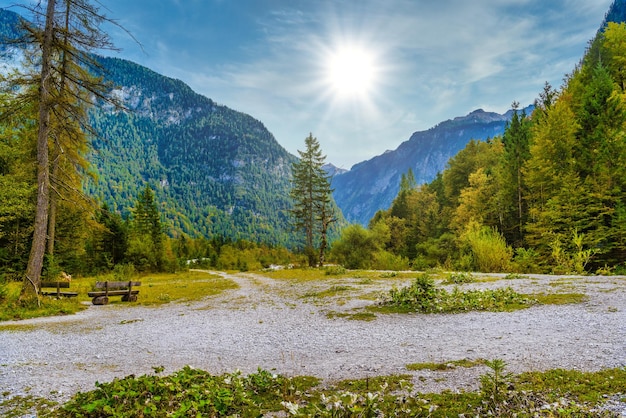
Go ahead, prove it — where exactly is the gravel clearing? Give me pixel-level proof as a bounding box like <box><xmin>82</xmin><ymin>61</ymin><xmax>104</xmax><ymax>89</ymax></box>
<box><xmin>1</xmin><ymin>271</ymin><xmax>625</xmax><ymax>406</ymax></box>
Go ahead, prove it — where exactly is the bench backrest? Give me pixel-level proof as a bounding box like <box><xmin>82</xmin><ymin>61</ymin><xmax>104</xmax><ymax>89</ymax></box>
<box><xmin>40</xmin><ymin>281</ymin><xmax>71</xmax><ymax>288</ymax></box>
<box><xmin>94</xmin><ymin>281</ymin><xmax>141</xmax><ymax>289</ymax></box>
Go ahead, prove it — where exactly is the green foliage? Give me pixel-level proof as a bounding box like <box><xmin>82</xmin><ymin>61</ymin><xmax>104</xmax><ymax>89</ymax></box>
<box><xmin>330</xmin><ymin>224</ymin><xmax>380</xmax><ymax>269</ymax></box>
<box><xmin>324</xmin><ymin>265</ymin><xmax>346</xmax><ymax>275</ymax></box>
<box><xmin>444</xmin><ymin>271</ymin><xmax>474</xmax><ymax>284</ymax></box>
<box><xmin>461</xmin><ymin>221</ymin><xmax>513</xmax><ymax>273</ymax></box>
<box><xmin>384</xmin><ymin>273</ymin><xmax>535</xmax><ymax>313</ymax></box>
<box><xmin>549</xmin><ymin>229</ymin><xmax>596</xmax><ymax>274</ymax></box>
<box><xmin>479</xmin><ymin>359</ymin><xmax>514</xmax><ymax>414</ymax></box>
<box><xmin>59</xmin><ymin>367</ymin><xmax>307</xmax><ymax>417</ymax></box>
<box><xmin>9</xmin><ymin>366</ymin><xmax>624</xmax><ymax>417</ymax></box>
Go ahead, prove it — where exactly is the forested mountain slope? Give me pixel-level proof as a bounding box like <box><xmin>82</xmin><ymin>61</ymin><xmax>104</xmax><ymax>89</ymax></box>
<box><xmin>85</xmin><ymin>56</ymin><xmax>300</xmax><ymax>245</ymax></box>
<box><xmin>332</xmin><ymin>107</ymin><xmax>531</xmax><ymax>225</ymax></box>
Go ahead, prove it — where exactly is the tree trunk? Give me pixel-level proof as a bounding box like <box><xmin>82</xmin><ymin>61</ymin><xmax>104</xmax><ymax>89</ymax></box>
<box><xmin>23</xmin><ymin>0</ymin><xmax>56</xmax><ymax>298</ymax></box>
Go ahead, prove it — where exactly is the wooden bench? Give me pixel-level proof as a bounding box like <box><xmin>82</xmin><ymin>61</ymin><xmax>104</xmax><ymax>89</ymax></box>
<box><xmin>88</xmin><ymin>281</ymin><xmax>141</xmax><ymax>305</ymax></box>
<box><xmin>40</xmin><ymin>281</ymin><xmax>78</xmax><ymax>298</ymax></box>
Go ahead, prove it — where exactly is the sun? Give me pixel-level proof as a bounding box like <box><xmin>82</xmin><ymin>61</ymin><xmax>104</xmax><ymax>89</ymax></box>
<box><xmin>324</xmin><ymin>45</ymin><xmax>378</xmax><ymax>100</ymax></box>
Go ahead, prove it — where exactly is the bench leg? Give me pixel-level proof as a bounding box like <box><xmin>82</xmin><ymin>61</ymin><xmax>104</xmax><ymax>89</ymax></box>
<box><xmin>122</xmin><ymin>294</ymin><xmax>138</xmax><ymax>302</ymax></box>
<box><xmin>92</xmin><ymin>296</ymin><xmax>109</xmax><ymax>305</ymax></box>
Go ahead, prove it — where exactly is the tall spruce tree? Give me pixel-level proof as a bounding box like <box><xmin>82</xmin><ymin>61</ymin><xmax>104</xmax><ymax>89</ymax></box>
<box><xmin>290</xmin><ymin>133</ymin><xmax>335</xmax><ymax>266</ymax></box>
<box><xmin>501</xmin><ymin>102</ymin><xmax>531</xmax><ymax>244</ymax></box>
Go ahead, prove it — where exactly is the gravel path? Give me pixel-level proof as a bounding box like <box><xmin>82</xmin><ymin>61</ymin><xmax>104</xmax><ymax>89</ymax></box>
<box><xmin>1</xmin><ymin>271</ymin><xmax>625</xmax><ymax>404</ymax></box>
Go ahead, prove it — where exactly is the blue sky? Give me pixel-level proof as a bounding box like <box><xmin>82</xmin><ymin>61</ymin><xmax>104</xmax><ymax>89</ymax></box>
<box><xmin>1</xmin><ymin>0</ymin><xmax>614</xmax><ymax>168</ymax></box>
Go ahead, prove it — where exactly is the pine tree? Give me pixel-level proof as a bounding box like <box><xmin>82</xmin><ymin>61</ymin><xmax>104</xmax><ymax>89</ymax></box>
<box><xmin>289</xmin><ymin>133</ymin><xmax>335</xmax><ymax>266</ymax></box>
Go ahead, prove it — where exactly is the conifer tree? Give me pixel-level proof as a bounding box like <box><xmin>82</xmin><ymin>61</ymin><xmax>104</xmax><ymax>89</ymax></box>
<box><xmin>501</xmin><ymin>102</ymin><xmax>531</xmax><ymax>243</ymax></box>
<box><xmin>290</xmin><ymin>133</ymin><xmax>335</xmax><ymax>266</ymax></box>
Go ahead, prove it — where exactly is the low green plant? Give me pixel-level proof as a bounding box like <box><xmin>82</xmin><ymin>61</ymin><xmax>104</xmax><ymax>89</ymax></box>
<box><xmin>383</xmin><ymin>273</ymin><xmax>535</xmax><ymax>313</ymax></box>
<box><xmin>113</xmin><ymin>263</ymin><xmax>135</xmax><ymax>281</ymax></box>
<box><xmin>444</xmin><ymin>271</ymin><xmax>474</xmax><ymax>284</ymax></box>
<box><xmin>406</xmin><ymin>358</ymin><xmax>486</xmax><ymax>371</ymax></box>
<box><xmin>4</xmin><ymin>367</ymin><xmax>625</xmax><ymax>417</ymax></box>
<box><xmin>324</xmin><ymin>265</ymin><xmax>346</xmax><ymax>276</ymax></box>
<box><xmin>479</xmin><ymin>359</ymin><xmax>513</xmax><ymax>413</ymax></box>
<box><xmin>59</xmin><ymin>367</ymin><xmax>316</xmax><ymax>417</ymax></box>
<box><xmin>504</xmin><ymin>272</ymin><xmax>525</xmax><ymax>280</ymax></box>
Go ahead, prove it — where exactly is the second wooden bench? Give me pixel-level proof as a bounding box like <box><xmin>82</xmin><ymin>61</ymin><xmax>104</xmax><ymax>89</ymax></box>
<box><xmin>40</xmin><ymin>281</ymin><xmax>78</xmax><ymax>298</ymax></box>
<box><xmin>88</xmin><ymin>281</ymin><xmax>141</xmax><ymax>305</ymax></box>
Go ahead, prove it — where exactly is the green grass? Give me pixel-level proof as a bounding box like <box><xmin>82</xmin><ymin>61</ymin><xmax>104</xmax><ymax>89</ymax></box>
<box><xmin>406</xmin><ymin>358</ymin><xmax>487</xmax><ymax>371</ymax></box>
<box><xmin>533</xmin><ymin>292</ymin><xmax>587</xmax><ymax>305</ymax></box>
<box><xmin>0</xmin><ymin>271</ymin><xmax>237</xmax><ymax>322</ymax></box>
<box><xmin>0</xmin><ymin>281</ymin><xmax>87</xmax><ymax>322</ymax></box>
<box><xmin>326</xmin><ymin>310</ymin><xmax>377</xmax><ymax>321</ymax></box>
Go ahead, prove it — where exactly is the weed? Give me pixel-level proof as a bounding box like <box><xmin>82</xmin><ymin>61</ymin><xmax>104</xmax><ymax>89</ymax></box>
<box><xmin>382</xmin><ymin>273</ymin><xmax>536</xmax><ymax>313</ymax></box>
<box><xmin>326</xmin><ymin>311</ymin><xmax>377</xmax><ymax>321</ymax></box>
<box><xmin>504</xmin><ymin>273</ymin><xmax>525</xmax><ymax>280</ymax></box>
<box><xmin>443</xmin><ymin>271</ymin><xmax>474</xmax><ymax>284</ymax></box>
<box><xmin>324</xmin><ymin>265</ymin><xmax>346</xmax><ymax>275</ymax></box>
<box><xmin>406</xmin><ymin>358</ymin><xmax>487</xmax><ymax>371</ymax></box>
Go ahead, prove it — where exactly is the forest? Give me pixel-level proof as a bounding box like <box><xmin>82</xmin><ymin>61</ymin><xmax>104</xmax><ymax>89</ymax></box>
<box><xmin>330</xmin><ymin>22</ymin><xmax>626</xmax><ymax>275</ymax></box>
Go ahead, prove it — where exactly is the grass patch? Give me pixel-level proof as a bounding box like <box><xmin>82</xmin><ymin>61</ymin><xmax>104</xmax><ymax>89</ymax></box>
<box><xmin>533</xmin><ymin>292</ymin><xmax>587</xmax><ymax>305</ymax></box>
<box><xmin>326</xmin><ymin>311</ymin><xmax>377</xmax><ymax>321</ymax></box>
<box><xmin>443</xmin><ymin>272</ymin><xmax>474</xmax><ymax>284</ymax></box>
<box><xmin>406</xmin><ymin>358</ymin><xmax>487</xmax><ymax>371</ymax></box>
<box><xmin>132</xmin><ymin>271</ymin><xmax>238</xmax><ymax>305</ymax></box>
<box><xmin>302</xmin><ymin>285</ymin><xmax>354</xmax><ymax>299</ymax></box>
<box><xmin>5</xmin><ymin>366</ymin><xmax>624</xmax><ymax>417</ymax></box>
<box><xmin>0</xmin><ymin>281</ymin><xmax>86</xmax><ymax>322</ymax></box>
<box><xmin>0</xmin><ymin>271</ymin><xmax>237</xmax><ymax>322</ymax></box>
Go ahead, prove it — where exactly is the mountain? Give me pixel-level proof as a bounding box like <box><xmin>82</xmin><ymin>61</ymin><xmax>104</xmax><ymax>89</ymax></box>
<box><xmin>0</xmin><ymin>8</ymin><xmax>333</xmax><ymax>247</ymax></box>
<box><xmin>332</xmin><ymin>107</ymin><xmax>533</xmax><ymax>225</ymax></box>
<box><xmin>85</xmin><ymin>56</ymin><xmax>302</xmax><ymax>245</ymax></box>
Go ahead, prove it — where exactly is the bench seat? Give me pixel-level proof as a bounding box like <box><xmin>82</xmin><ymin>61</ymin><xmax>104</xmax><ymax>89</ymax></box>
<box><xmin>87</xmin><ymin>289</ymin><xmax>140</xmax><ymax>297</ymax></box>
<box><xmin>88</xmin><ymin>281</ymin><xmax>141</xmax><ymax>305</ymax></box>
<box><xmin>40</xmin><ymin>281</ymin><xmax>78</xmax><ymax>298</ymax></box>
<box><xmin>41</xmin><ymin>290</ymin><xmax>79</xmax><ymax>297</ymax></box>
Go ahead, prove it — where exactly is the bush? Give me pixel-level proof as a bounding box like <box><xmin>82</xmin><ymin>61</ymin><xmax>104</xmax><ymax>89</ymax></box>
<box><xmin>372</xmin><ymin>250</ymin><xmax>409</xmax><ymax>271</ymax></box>
<box><xmin>462</xmin><ymin>222</ymin><xmax>513</xmax><ymax>272</ymax></box>
<box><xmin>444</xmin><ymin>272</ymin><xmax>474</xmax><ymax>284</ymax></box>
<box><xmin>324</xmin><ymin>265</ymin><xmax>346</xmax><ymax>275</ymax></box>
<box><xmin>330</xmin><ymin>224</ymin><xmax>379</xmax><ymax>269</ymax></box>
<box><xmin>511</xmin><ymin>247</ymin><xmax>542</xmax><ymax>273</ymax></box>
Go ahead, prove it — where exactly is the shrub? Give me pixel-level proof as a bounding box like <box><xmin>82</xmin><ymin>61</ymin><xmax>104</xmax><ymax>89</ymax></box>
<box><xmin>444</xmin><ymin>272</ymin><xmax>474</xmax><ymax>284</ymax></box>
<box><xmin>372</xmin><ymin>250</ymin><xmax>409</xmax><ymax>271</ymax></box>
<box><xmin>324</xmin><ymin>265</ymin><xmax>346</xmax><ymax>276</ymax></box>
<box><xmin>512</xmin><ymin>247</ymin><xmax>542</xmax><ymax>273</ymax></box>
<box><xmin>461</xmin><ymin>222</ymin><xmax>513</xmax><ymax>272</ymax></box>
<box><xmin>330</xmin><ymin>224</ymin><xmax>379</xmax><ymax>269</ymax></box>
